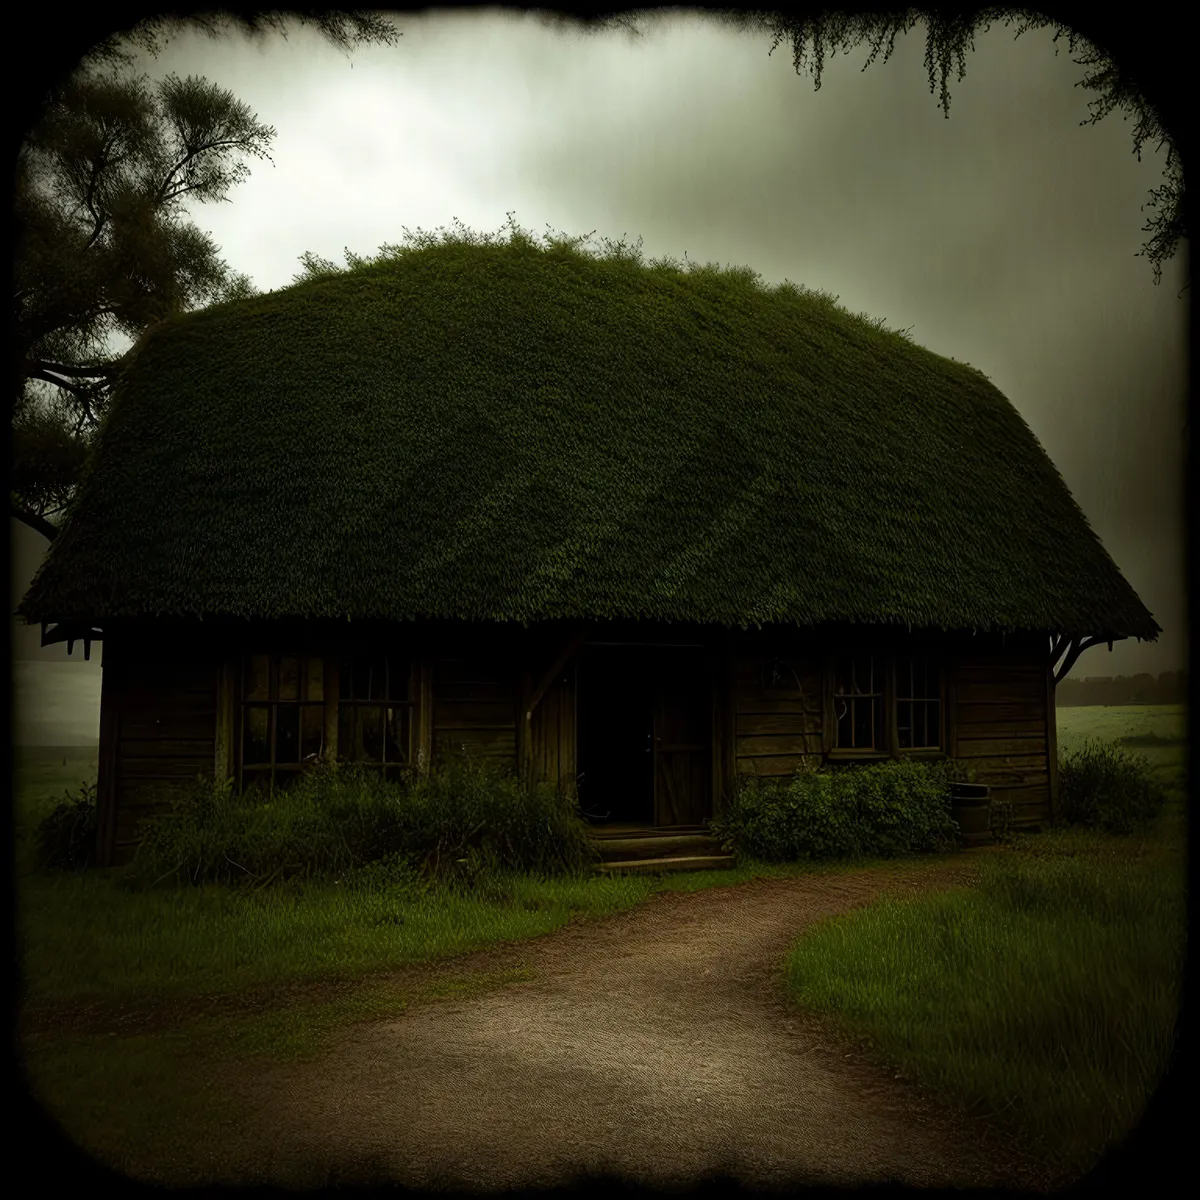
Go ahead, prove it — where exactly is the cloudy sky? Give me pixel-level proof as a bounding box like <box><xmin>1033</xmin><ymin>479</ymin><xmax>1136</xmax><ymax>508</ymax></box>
<box><xmin>11</xmin><ymin>8</ymin><xmax>1188</xmax><ymax>744</ymax></box>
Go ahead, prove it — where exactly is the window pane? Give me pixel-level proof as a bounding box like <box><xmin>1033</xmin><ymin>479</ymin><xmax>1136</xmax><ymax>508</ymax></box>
<box><xmin>360</xmin><ymin>706</ymin><xmax>383</xmax><ymax>760</ymax></box>
<box><xmin>243</xmin><ymin>705</ymin><xmax>270</xmax><ymax>764</ymax></box>
<box><xmin>301</xmin><ymin>703</ymin><xmax>324</xmax><ymax>762</ymax></box>
<box><xmin>872</xmin><ymin>697</ymin><xmax>883</xmax><ymax>747</ymax></box>
<box><xmin>853</xmin><ymin>698</ymin><xmax>872</xmax><ymax>747</ymax></box>
<box><xmin>388</xmin><ymin>655</ymin><xmax>410</xmax><ymax>702</ymax></box>
<box><xmin>897</xmin><ymin>699</ymin><xmax>913</xmax><ymax>749</ymax></box>
<box><xmin>835</xmin><ymin>698</ymin><xmax>851</xmax><ymax>747</ymax></box>
<box><xmin>835</xmin><ymin>658</ymin><xmax>852</xmax><ymax>696</ymax></box>
<box><xmin>355</xmin><ymin>659</ymin><xmax>375</xmax><ymax>702</ymax></box>
<box><xmin>925</xmin><ymin>700</ymin><xmax>941</xmax><ymax>747</ymax></box>
<box><xmin>278</xmin><ymin>655</ymin><xmax>299</xmax><ymax>701</ymax></box>
<box><xmin>246</xmin><ymin>655</ymin><xmax>270</xmax><ymax>701</ymax></box>
<box><xmin>338</xmin><ymin>705</ymin><xmax>354</xmax><ymax>759</ymax></box>
<box><xmin>276</xmin><ymin>705</ymin><xmax>300</xmax><ymax>763</ymax></box>
<box><xmin>385</xmin><ymin>706</ymin><xmax>408</xmax><ymax>763</ymax></box>
<box><xmin>305</xmin><ymin>657</ymin><xmax>324</xmax><ymax>702</ymax></box>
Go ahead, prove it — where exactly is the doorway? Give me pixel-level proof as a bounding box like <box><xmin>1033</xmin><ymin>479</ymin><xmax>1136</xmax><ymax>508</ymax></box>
<box><xmin>576</xmin><ymin>645</ymin><xmax>712</xmax><ymax>829</ymax></box>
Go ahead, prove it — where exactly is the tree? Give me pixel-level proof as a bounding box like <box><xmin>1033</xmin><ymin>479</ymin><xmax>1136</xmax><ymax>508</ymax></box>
<box><xmin>13</xmin><ymin>69</ymin><xmax>274</xmax><ymax>539</ymax></box>
<box><xmin>12</xmin><ymin>11</ymin><xmax>402</xmax><ymax>543</ymax></box>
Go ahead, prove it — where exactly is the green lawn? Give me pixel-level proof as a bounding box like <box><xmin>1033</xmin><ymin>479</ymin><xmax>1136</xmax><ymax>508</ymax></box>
<box><xmin>783</xmin><ymin>704</ymin><xmax>1188</xmax><ymax>1180</ymax></box>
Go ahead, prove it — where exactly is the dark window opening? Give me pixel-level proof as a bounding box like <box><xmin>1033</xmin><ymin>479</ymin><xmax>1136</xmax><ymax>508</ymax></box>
<box><xmin>338</xmin><ymin>652</ymin><xmax>414</xmax><ymax>782</ymax></box>
<box><xmin>896</xmin><ymin>656</ymin><xmax>941</xmax><ymax>750</ymax></box>
<box><xmin>239</xmin><ymin>652</ymin><xmax>325</xmax><ymax>793</ymax></box>
<box><xmin>833</xmin><ymin>656</ymin><xmax>883</xmax><ymax>750</ymax></box>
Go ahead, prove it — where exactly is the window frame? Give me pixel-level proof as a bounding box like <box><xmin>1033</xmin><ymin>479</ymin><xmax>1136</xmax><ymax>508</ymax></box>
<box><xmin>237</xmin><ymin>651</ymin><xmax>328</xmax><ymax>794</ymax></box>
<box><xmin>335</xmin><ymin>652</ymin><xmax>418</xmax><ymax>782</ymax></box>
<box><xmin>824</xmin><ymin>648</ymin><xmax>946</xmax><ymax>761</ymax></box>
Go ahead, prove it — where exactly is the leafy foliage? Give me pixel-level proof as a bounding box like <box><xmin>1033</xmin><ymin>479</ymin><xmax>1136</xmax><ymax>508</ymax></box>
<box><xmin>13</xmin><ymin>66</ymin><xmax>272</xmax><ymax>535</ymax></box>
<box><xmin>1058</xmin><ymin>738</ymin><xmax>1169</xmax><ymax>834</ymax></box>
<box><xmin>710</xmin><ymin>758</ymin><xmax>962</xmax><ymax>862</ymax></box>
<box><xmin>34</xmin><ymin>781</ymin><xmax>98</xmax><ymax>871</ymax></box>
<box><xmin>18</xmin><ymin>217</ymin><xmax>1158</xmax><ymax>643</ymax></box>
<box><xmin>118</xmin><ymin>755</ymin><xmax>598</xmax><ymax>891</ymax></box>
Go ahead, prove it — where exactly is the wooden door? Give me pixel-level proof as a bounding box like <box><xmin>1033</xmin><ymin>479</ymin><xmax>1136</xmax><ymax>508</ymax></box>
<box><xmin>653</xmin><ymin>656</ymin><xmax>712</xmax><ymax>826</ymax></box>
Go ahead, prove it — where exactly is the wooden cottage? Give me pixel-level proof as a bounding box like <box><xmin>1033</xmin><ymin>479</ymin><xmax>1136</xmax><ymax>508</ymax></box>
<box><xmin>17</xmin><ymin>232</ymin><xmax>1160</xmax><ymax>866</ymax></box>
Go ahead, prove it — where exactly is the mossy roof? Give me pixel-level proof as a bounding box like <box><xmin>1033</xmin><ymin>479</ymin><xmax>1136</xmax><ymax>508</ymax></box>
<box><xmin>17</xmin><ymin>228</ymin><xmax>1159</xmax><ymax>641</ymax></box>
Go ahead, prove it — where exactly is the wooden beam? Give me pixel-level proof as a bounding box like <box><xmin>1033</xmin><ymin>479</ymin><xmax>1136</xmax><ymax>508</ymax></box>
<box><xmin>415</xmin><ymin>658</ymin><xmax>434</xmax><ymax>774</ymax></box>
<box><xmin>1045</xmin><ymin>659</ymin><xmax>1061</xmax><ymax>826</ymax></box>
<box><xmin>526</xmin><ymin>629</ymin><xmax>586</xmax><ymax>722</ymax></box>
<box><xmin>213</xmin><ymin>657</ymin><xmax>235</xmax><ymax>781</ymax></box>
<box><xmin>96</xmin><ymin>654</ymin><xmax>120</xmax><ymax>868</ymax></box>
<box><xmin>323</xmin><ymin>655</ymin><xmax>340</xmax><ymax>767</ymax></box>
<box><xmin>1053</xmin><ymin>634</ymin><xmax>1111</xmax><ymax>685</ymax></box>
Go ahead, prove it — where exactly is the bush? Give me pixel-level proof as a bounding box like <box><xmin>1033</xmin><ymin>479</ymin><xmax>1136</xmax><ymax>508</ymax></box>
<box><xmin>710</xmin><ymin>758</ymin><xmax>961</xmax><ymax>863</ymax></box>
<box><xmin>122</xmin><ymin>753</ymin><xmax>599</xmax><ymax>891</ymax></box>
<box><xmin>1059</xmin><ymin>739</ymin><xmax>1168</xmax><ymax>835</ymax></box>
<box><xmin>34</xmin><ymin>780</ymin><xmax>98</xmax><ymax>871</ymax></box>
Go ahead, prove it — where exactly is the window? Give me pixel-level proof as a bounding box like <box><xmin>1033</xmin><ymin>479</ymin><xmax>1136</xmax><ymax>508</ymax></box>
<box><xmin>828</xmin><ymin>653</ymin><xmax>943</xmax><ymax>755</ymax></box>
<box><xmin>833</xmin><ymin>656</ymin><xmax>884</xmax><ymax>750</ymax></box>
<box><xmin>338</xmin><ymin>652</ymin><xmax>414</xmax><ymax>781</ymax></box>
<box><xmin>896</xmin><ymin>656</ymin><xmax>942</xmax><ymax>750</ymax></box>
<box><xmin>240</xmin><ymin>652</ymin><xmax>325</xmax><ymax>792</ymax></box>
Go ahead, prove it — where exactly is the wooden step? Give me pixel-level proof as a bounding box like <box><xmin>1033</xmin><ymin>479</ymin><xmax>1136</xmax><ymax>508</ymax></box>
<box><xmin>592</xmin><ymin>833</ymin><xmax>723</xmax><ymax>862</ymax></box>
<box><xmin>589</xmin><ymin>824</ymin><xmax>708</xmax><ymax>840</ymax></box>
<box><xmin>594</xmin><ymin>854</ymin><xmax>735</xmax><ymax>875</ymax></box>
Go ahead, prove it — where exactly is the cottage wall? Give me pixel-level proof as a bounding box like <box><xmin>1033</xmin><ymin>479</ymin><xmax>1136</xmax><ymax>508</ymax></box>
<box><xmin>950</xmin><ymin>643</ymin><xmax>1053</xmax><ymax>827</ymax></box>
<box><xmin>723</xmin><ymin>630</ymin><xmax>1054</xmax><ymax>829</ymax></box>
<box><xmin>731</xmin><ymin>651</ymin><xmax>824</xmax><ymax>780</ymax></box>
<box><xmin>431</xmin><ymin>653</ymin><xmax>519</xmax><ymax>766</ymax></box>
<box><xmin>93</xmin><ymin>621</ymin><xmax>1056</xmax><ymax>866</ymax></box>
<box><xmin>98</xmin><ymin>635</ymin><xmax>220</xmax><ymax>865</ymax></box>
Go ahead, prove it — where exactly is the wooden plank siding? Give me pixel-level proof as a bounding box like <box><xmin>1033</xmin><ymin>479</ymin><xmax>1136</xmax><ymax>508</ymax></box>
<box><xmin>951</xmin><ymin>648</ymin><xmax>1052</xmax><ymax>828</ymax></box>
<box><xmin>432</xmin><ymin>656</ymin><xmax>518</xmax><ymax>766</ymax></box>
<box><xmin>732</xmin><ymin>653</ymin><xmax>824</xmax><ymax>780</ymax></box>
<box><xmin>101</xmin><ymin>642</ymin><xmax>219</xmax><ymax>865</ymax></box>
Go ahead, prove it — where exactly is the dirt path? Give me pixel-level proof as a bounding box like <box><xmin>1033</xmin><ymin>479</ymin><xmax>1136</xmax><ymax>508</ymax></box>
<box><xmin>175</xmin><ymin>856</ymin><xmax>1061</xmax><ymax>1193</ymax></box>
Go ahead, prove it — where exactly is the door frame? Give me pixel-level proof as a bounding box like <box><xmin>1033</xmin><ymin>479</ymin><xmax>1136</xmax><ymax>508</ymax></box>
<box><xmin>650</xmin><ymin>646</ymin><xmax>715</xmax><ymax>827</ymax></box>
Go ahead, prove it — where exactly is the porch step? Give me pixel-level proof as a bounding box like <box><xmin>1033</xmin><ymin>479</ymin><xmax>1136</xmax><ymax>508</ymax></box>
<box><xmin>594</xmin><ymin>854</ymin><xmax>735</xmax><ymax>875</ymax></box>
<box><xmin>591</xmin><ymin>833</ymin><xmax>724</xmax><ymax>863</ymax></box>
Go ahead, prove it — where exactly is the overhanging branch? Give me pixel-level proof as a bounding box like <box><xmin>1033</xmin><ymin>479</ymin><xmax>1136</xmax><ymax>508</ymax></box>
<box><xmin>10</xmin><ymin>499</ymin><xmax>61</xmax><ymax>541</ymax></box>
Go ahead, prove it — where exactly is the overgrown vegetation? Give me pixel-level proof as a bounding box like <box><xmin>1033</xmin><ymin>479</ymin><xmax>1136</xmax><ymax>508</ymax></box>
<box><xmin>117</xmin><ymin>754</ymin><xmax>598</xmax><ymax>892</ymax></box>
<box><xmin>1058</xmin><ymin>738</ymin><xmax>1170</xmax><ymax>835</ymax></box>
<box><xmin>33</xmin><ymin>779</ymin><xmax>98</xmax><ymax>871</ymax></box>
<box><xmin>710</xmin><ymin>758</ymin><xmax>964</xmax><ymax>863</ymax></box>
<box><xmin>784</xmin><ymin>805</ymin><xmax>1186</xmax><ymax>1177</ymax></box>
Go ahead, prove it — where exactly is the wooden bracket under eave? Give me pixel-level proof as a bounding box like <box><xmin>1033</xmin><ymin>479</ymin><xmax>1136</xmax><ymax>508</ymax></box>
<box><xmin>525</xmin><ymin>628</ymin><xmax>586</xmax><ymax>724</ymax></box>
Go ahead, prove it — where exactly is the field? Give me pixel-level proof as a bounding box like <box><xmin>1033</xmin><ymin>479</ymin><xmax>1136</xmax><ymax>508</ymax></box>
<box><xmin>1057</xmin><ymin>702</ymin><xmax>1187</xmax><ymax>755</ymax></box>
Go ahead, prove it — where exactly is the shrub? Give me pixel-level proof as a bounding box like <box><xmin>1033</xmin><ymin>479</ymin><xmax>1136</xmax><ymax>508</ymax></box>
<box><xmin>121</xmin><ymin>753</ymin><xmax>598</xmax><ymax>890</ymax></box>
<box><xmin>1059</xmin><ymin>739</ymin><xmax>1169</xmax><ymax>835</ymax></box>
<box><xmin>710</xmin><ymin>758</ymin><xmax>960</xmax><ymax>863</ymax></box>
<box><xmin>34</xmin><ymin>780</ymin><xmax>98</xmax><ymax>871</ymax></box>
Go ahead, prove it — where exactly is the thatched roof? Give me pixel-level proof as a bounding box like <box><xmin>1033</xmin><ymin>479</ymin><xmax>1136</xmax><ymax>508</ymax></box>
<box><xmin>18</xmin><ymin>224</ymin><xmax>1159</xmax><ymax>642</ymax></box>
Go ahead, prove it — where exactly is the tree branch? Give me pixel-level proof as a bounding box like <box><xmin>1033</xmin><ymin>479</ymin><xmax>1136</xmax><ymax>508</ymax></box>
<box><xmin>33</xmin><ymin>358</ymin><xmax>123</xmax><ymax>379</ymax></box>
<box><xmin>10</xmin><ymin>499</ymin><xmax>61</xmax><ymax>542</ymax></box>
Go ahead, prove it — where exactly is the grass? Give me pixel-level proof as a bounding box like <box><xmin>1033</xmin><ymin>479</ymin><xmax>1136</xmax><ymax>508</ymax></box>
<box><xmin>782</xmin><ymin>704</ymin><xmax>1188</xmax><ymax>1178</ymax></box>
<box><xmin>15</xmin><ymin>748</ymin><xmax>888</xmax><ymax>1183</ymax></box>
<box><xmin>17</xmin><ymin>705</ymin><xmax>1188</xmax><ymax>1182</ymax></box>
